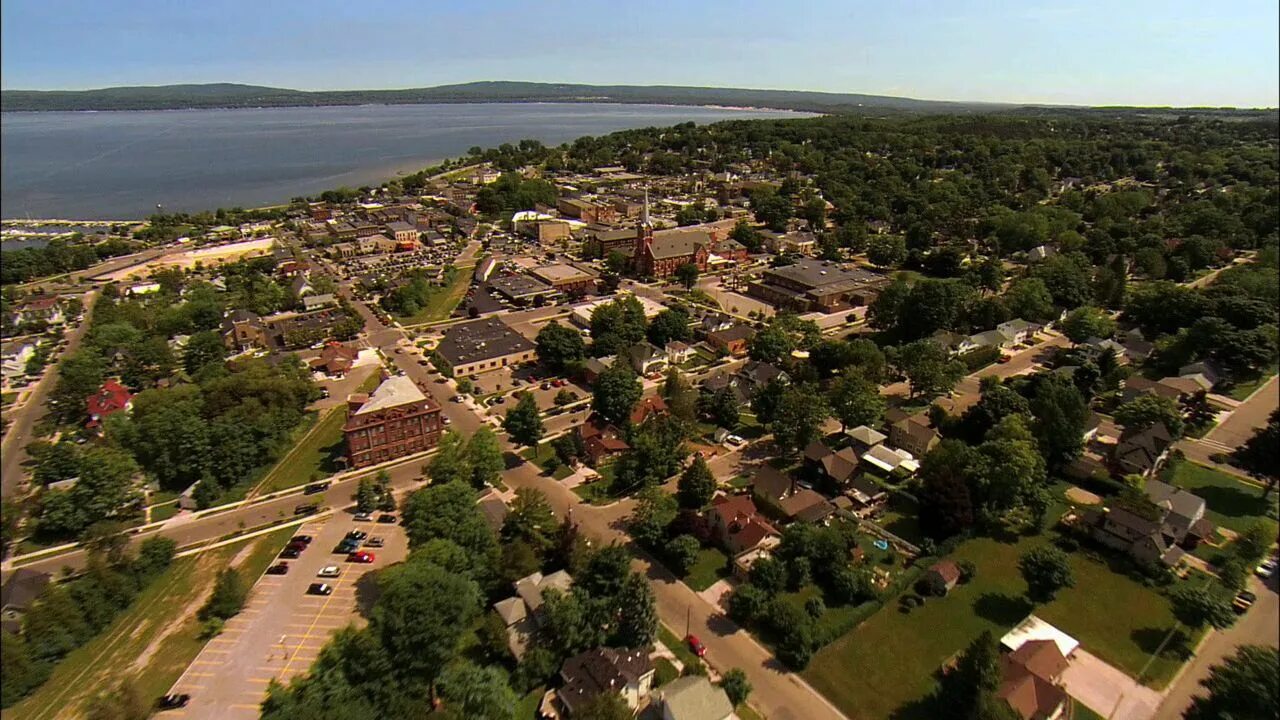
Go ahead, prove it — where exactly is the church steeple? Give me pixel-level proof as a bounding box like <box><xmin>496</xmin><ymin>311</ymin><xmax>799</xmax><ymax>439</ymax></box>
<box><xmin>641</xmin><ymin>187</ymin><xmax>651</xmax><ymax>228</ymax></box>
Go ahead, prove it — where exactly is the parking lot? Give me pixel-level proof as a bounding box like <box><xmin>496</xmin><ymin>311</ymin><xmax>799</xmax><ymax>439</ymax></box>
<box><xmin>165</xmin><ymin>511</ymin><xmax>408</xmax><ymax>719</ymax></box>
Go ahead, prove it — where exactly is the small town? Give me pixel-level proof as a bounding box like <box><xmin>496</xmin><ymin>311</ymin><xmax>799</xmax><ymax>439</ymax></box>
<box><xmin>1</xmin><ymin>26</ymin><xmax>1278</xmax><ymax>719</ymax></box>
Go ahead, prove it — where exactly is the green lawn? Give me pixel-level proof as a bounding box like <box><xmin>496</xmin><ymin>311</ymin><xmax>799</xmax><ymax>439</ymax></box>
<box><xmin>572</xmin><ymin>479</ymin><xmax>617</xmax><ymax>506</ymax></box>
<box><xmin>1225</xmin><ymin>369</ymin><xmax>1276</xmax><ymax>401</ymax></box>
<box><xmin>654</xmin><ymin>657</ymin><xmax>680</xmax><ymax>686</ymax></box>
<box><xmin>877</xmin><ymin>494</ymin><xmax>925</xmax><ymax>545</ymax></box>
<box><xmin>8</xmin><ymin>528</ymin><xmax>293</xmax><ymax>719</ymax></box>
<box><xmin>1073</xmin><ymin>701</ymin><xmax>1107</xmax><ymax>720</ymax></box>
<box><xmin>659</xmin><ymin>624</ymin><xmax>702</xmax><ymax>669</ymax></box>
<box><xmin>515</xmin><ymin>687</ymin><xmax>545</xmax><ymax>719</ymax></box>
<box><xmin>150</xmin><ymin>503</ymin><xmax>180</xmax><ymax>523</ymax></box>
<box><xmin>254</xmin><ymin>406</ymin><xmax>348</xmax><ymax>495</ymax></box>
<box><xmin>805</xmin><ymin>536</ymin><xmax>1189</xmax><ymax>720</ymax></box>
<box><xmin>683</xmin><ymin>547</ymin><xmax>730</xmax><ymax>591</ymax></box>
<box><xmin>396</xmin><ymin>264</ymin><xmax>476</xmax><ymax>325</ymax></box>
<box><xmin>1166</xmin><ymin>461</ymin><xmax>1278</xmax><ymax>533</ymax></box>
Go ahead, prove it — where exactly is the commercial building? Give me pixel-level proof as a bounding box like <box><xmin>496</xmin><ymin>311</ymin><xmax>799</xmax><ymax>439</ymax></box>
<box><xmin>529</xmin><ymin>263</ymin><xmax>597</xmax><ymax>295</ymax></box>
<box><xmin>434</xmin><ymin>317</ymin><xmax>536</xmax><ymax>376</ymax></box>
<box><xmin>747</xmin><ymin>258</ymin><xmax>888</xmax><ymax>312</ymax></box>
<box><xmin>557</xmin><ymin>197</ymin><xmax>618</xmax><ymax>225</ymax></box>
<box><xmin>488</xmin><ymin>274</ymin><xmax>557</xmax><ymax>305</ymax></box>
<box><xmin>342</xmin><ymin>375</ymin><xmax>442</xmax><ymax>469</ymax></box>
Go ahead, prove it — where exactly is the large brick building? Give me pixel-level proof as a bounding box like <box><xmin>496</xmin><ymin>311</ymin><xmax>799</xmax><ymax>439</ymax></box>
<box><xmin>343</xmin><ymin>375</ymin><xmax>443</xmax><ymax>468</ymax></box>
<box><xmin>747</xmin><ymin>258</ymin><xmax>889</xmax><ymax>312</ymax></box>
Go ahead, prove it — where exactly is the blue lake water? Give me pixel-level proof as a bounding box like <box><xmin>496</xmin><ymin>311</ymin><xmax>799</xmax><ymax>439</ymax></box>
<box><xmin>1</xmin><ymin>103</ymin><xmax>809</xmax><ymax>220</ymax></box>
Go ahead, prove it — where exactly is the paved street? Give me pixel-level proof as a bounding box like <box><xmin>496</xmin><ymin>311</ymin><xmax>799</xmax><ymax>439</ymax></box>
<box><xmin>165</xmin><ymin>512</ymin><xmax>407</xmax><ymax>719</ymax></box>
<box><xmin>1</xmin><ymin>290</ymin><xmax>98</xmax><ymax>499</ymax></box>
<box><xmin>1177</xmin><ymin>374</ymin><xmax>1278</xmax><ymax>476</ymax></box>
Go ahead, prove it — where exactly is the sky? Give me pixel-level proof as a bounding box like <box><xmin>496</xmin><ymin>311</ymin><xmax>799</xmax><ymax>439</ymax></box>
<box><xmin>2</xmin><ymin>0</ymin><xmax>1277</xmax><ymax>107</ymax></box>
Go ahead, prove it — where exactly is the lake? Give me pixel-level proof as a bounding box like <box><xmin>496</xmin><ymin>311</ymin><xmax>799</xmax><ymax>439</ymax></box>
<box><xmin>0</xmin><ymin>103</ymin><xmax>809</xmax><ymax>220</ymax></box>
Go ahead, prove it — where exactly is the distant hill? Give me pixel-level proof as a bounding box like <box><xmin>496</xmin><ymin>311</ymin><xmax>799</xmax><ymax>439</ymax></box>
<box><xmin>1</xmin><ymin>81</ymin><xmax>1015</xmax><ymax>114</ymax></box>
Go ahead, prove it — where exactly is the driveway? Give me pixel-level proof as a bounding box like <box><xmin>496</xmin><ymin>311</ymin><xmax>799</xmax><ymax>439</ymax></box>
<box><xmin>1061</xmin><ymin>649</ymin><xmax>1162</xmax><ymax>720</ymax></box>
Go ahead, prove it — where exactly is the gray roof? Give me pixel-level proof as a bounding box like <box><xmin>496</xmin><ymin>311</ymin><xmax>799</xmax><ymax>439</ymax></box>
<box><xmin>649</xmin><ymin>228</ymin><xmax>711</xmax><ymax>259</ymax></box>
<box><xmin>762</xmin><ymin>258</ymin><xmax>881</xmax><ymax>291</ymax></box>
<box><xmin>848</xmin><ymin>425</ymin><xmax>887</xmax><ymax>447</ymax></box>
<box><xmin>1144</xmin><ymin>479</ymin><xmax>1206</xmax><ymax>521</ymax></box>
<box><xmin>659</xmin><ymin>675</ymin><xmax>735</xmax><ymax>720</ymax></box>
<box><xmin>489</xmin><ymin>273</ymin><xmax>554</xmax><ymax>299</ymax></box>
<box><xmin>436</xmin><ymin>317</ymin><xmax>535</xmax><ymax>366</ymax></box>
<box><xmin>352</xmin><ymin>375</ymin><xmax>429</xmax><ymax>416</ymax></box>
<box><xmin>0</xmin><ymin>569</ymin><xmax>50</xmax><ymax>611</ymax></box>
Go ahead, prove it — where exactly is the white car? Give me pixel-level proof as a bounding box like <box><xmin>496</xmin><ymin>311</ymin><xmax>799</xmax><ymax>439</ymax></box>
<box><xmin>725</xmin><ymin>435</ymin><xmax>746</xmax><ymax>447</ymax></box>
<box><xmin>317</xmin><ymin>566</ymin><xmax>341</xmax><ymax>578</ymax></box>
<box><xmin>1256</xmin><ymin>558</ymin><xmax>1277</xmax><ymax>579</ymax></box>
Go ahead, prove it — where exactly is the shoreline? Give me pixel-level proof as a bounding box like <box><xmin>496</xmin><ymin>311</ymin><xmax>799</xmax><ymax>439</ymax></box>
<box><xmin>0</xmin><ymin>100</ymin><xmax>820</xmax><ymax>117</ymax></box>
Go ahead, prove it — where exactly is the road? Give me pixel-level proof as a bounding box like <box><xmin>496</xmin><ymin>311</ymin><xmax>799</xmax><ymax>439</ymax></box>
<box><xmin>1152</xmin><ymin>573</ymin><xmax>1279</xmax><ymax>720</ymax></box>
<box><xmin>1177</xmin><ymin>375</ymin><xmax>1278</xmax><ymax>473</ymax></box>
<box><xmin>880</xmin><ymin>332</ymin><xmax>1070</xmax><ymax>410</ymax></box>
<box><xmin>1</xmin><ymin>290</ymin><xmax>99</xmax><ymax>499</ymax></box>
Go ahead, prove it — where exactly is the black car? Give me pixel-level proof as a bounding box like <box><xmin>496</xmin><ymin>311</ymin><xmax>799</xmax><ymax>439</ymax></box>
<box><xmin>346</xmin><ymin>530</ymin><xmax>368</xmax><ymax>541</ymax></box>
<box><xmin>334</xmin><ymin>540</ymin><xmax>359</xmax><ymax>554</ymax></box>
<box><xmin>266</xmin><ymin>563</ymin><xmax>289</xmax><ymax>575</ymax></box>
<box><xmin>307</xmin><ymin>583</ymin><xmax>334</xmax><ymax>596</ymax></box>
<box><xmin>294</xmin><ymin>503</ymin><xmax>318</xmax><ymax>516</ymax></box>
<box><xmin>376</xmin><ymin>514</ymin><xmax>397</xmax><ymax>524</ymax></box>
<box><xmin>304</xmin><ymin>481</ymin><xmax>330</xmax><ymax>495</ymax></box>
<box><xmin>156</xmin><ymin>694</ymin><xmax>190</xmax><ymax>710</ymax></box>
<box><xmin>280</xmin><ymin>547</ymin><xmax>301</xmax><ymax>559</ymax></box>
<box><xmin>291</xmin><ymin>535</ymin><xmax>313</xmax><ymax>545</ymax></box>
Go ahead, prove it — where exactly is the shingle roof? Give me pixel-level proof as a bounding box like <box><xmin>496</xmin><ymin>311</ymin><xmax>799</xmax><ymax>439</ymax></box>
<box><xmin>659</xmin><ymin>675</ymin><xmax>735</xmax><ymax>720</ymax></box>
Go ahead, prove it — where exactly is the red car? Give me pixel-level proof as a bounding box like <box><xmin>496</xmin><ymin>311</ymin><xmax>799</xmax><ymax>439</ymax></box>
<box><xmin>349</xmin><ymin>551</ymin><xmax>375</xmax><ymax>564</ymax></box>
<box><xmin>996</xmin><ymin>355</ymin><xmax>1011</xmax><ymax>364</ymax></box>
<box><xmin>685</xmin><ymin>634</ymin><xmax>707</xmax><ymax>658</ymax></box>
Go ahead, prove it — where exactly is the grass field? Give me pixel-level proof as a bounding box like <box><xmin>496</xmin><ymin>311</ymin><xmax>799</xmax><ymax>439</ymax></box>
<box><xmin>683</xmin><ymin>547</ymin><xmax>730</xmax><ymax>591</ymax></box>
<box><xmin>397</xmin><ymin>264</ymin><xmax>475</xmax><ymax>325</ymax></box>
<box><xmin>254</xmin><ymin>406</ymin><xmax>348</xmax><ymax>496</ymax></box>
<box><xmin>1073</xmin><ymin>701</ymin><xmax>1107</xmax><ymax>720</ymax></box>
<box><xmin>1166</xmin><ymin>461</ymin><xmax>1277</xmax><ymax>533</ymax></box>
<box><xmin>9</xmin><ymin>528</ymin><xmax>293</xmax><ymax>720</ymax></box>
<box><xmin>659</xmin><ymin>624</ymin><xmax>702</xmax><ymax>669</ymax></box>
<box><xmin>1225</xmin><ymin>369</ymin><xmax>1276</xmax><ymax>401</ymax></box>
<box><xmin>804</xmin><ymin>536</ymin><xmax>1188</xmax><ymax>720</ymax></box>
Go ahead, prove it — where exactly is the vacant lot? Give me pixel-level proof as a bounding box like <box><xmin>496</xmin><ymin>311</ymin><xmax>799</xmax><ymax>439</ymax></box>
<box><xmin>1166</xmin><ymin>461</ymin><xmax>1277</xmax><ymax>533</ymax></box>
<box><xmin>8</xmin><ymin>528</ymin><xmax>291</xmax><ymax>720</ymax></box>
<box><xmin>254</xmin><ymin>407</ymin><xmax>347</xmax><ymax>496</ymax></box>
<box><xmin>804</xmin><ymin>536</ymin><xmax>1188</xmax><ymax>720</ymax></box>
<box><xmin>398</xmin><ymin>264</ymin><xmax>475</xmax><ymax>325</ymax></box>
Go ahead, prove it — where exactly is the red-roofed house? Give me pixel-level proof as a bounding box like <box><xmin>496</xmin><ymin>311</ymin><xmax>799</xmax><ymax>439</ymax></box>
<box><xmin>707</xmin><ymin>494</ymin><xmax>779</xmax><ymax>556</ymax></box>
<box><xmin>86</xmin><ymin>380</ymin><xmax>133</xmax><ymax>429</ymax></box>
<box><xmin>309</xmin><ymin>343</ymin><xmax>360</xmax><ymax>377</ymax></box>
<box><xmin>630</xmin><ymin>395</ymin><xmax>669</xmax><ymax>425</ymax></box>
<box><xmin>997</xmin><ymin>639</ymin><xmax>1069</xmax><ymax>720</ymax></box>
<box><xmin>579</xmin><ymin>414</ymin><xmax>629</xmax><ymax>467</ymax></box>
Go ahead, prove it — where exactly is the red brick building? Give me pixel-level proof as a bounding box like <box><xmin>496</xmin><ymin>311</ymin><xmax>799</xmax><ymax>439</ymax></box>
<box><xmin>343</xmin><ymin>375</ymin><xmax>442</xmax><ymax>468</ymax></box>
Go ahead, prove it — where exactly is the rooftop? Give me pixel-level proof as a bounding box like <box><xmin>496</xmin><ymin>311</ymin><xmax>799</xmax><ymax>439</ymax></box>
<box><xmin>351</xmin><ymin>375</ymin><xmax>432</xmax><ymax>416</ymax></box>
<box><xmin>436</xmin><ymin>317</ymin><xmax>536</xmax><ymax>366</ymax></box>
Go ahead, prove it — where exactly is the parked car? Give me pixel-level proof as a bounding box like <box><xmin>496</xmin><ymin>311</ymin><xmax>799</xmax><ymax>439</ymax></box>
<box><xmin>1256</xmin><ymin>558</ymin><xmax>1277</xmax><ymax>578</ymax></box>
<box><xmin>365</xmin><ymin>537</ymin><xmax>385</xmax><ymax>548</ymax></box>
<box><xmin>724</xmin><ymin>435</ymin><xmax>746</xmax><ymax>447</ymax></box>
<box><xmin>996</xmin><ymin>355</ymin><xmax>1011</xmax><ymax>364</ymax></box>
<box><xmin>291</xmin><ymin>535</ymin><xmax>313</xmax><ymax>545</ymax></box>
<box><xmin>294</xmin><ymin>503</ymin><xmax>318</xmax><ymax>515</ymax></box>
<box><xmin>279</xmin><ymin>547</ymin><xmax>301</xmax><ymax>559</ymax></box>
<box><xmin>335</xmin><ymin>540</ymin><xmax>360</xmax><ymax>554</ymax></box>
<box><xmin>156</xmin><ymin>694</ymin><xmax>191</xmax><ymax>710</ymax></box>
<box><xmin>353</xmin><ymin>511</ymin><xmax>373</xmax><ymax>522</ymax></box>
<box><xmin>304</xmin><ymin>481</ymin><xmax>330</xmax><ymax>495</ymax></box>
<box><xmin>317</xmin><ymin>566</ymin><xmax>341</xmax><ymax>578</ymax></box>
<box><xmin>1234</xmin><ymin>590</ymin><xmax>1257</xmax><ymax>614</ymax></box>
<box><xmin>307</xmin><ymin>583</ymin><xmax>334</xmax><ymax>596</ymax></box>
<box><xmin>286</xmin><ymin>541</ymin><xmax>308</xmax><ymax>553</ymax></box>
<box><xmin>349</xmin><ymin>551</ymin><xmax>375</xmax><ymax>564</ymax></box>
<box><xmin>686</xmin><ymin>634</ymin><xmax>707</xmax><ymax>658</ymax></box>
<box><xmin>346</xmin><ymin>530</ymin><xmax>368</xmax><ymax>541</ymax></box>
<box><xmin>377</xmin><ymin>513</ymin><xmax>398</xmax><ymax>524</ymax></box>
<box><xmin>267</xmin><ymin>563</ymin><xmax>290</xmax><ymax>575</ymax></box>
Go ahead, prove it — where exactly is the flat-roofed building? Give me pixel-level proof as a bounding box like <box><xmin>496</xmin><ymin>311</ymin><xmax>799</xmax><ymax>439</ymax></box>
<box><xmin>529</xmin><ymin>263</ymin><xmax>596</xmax><ymax>294</ymax></box>
<box><xmin>747</xmin><ymin>258</ymin><xmax>889</xmax><ymax>312</ymax></box>
<box><xmin>489</xmin><ymin>274</ymin><xmax>556</xmax><ymax>305</ymax></box>
<box><xmin>343</xmin><ymin>375</ymin><xmax>442</xmax><ymax>468</ymax></box>
<box><xmin>435</xmin><ymin>317</ymin><xmax>536</xmax><ymax>376</ymax></box>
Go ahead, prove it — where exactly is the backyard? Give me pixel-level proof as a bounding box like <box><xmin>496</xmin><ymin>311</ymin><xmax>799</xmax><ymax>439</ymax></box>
<box><xmin>682</xmin><ymin>546</ymin><xmax>730</xmax><ymax>592</ymax></box>
<box><xmin>1165</xmin><ymin>460</ymin><xmax>1278</xmax><ymax>533</ymax></box>
<box><xmin>804</xmin><ymin>535</ymin><xmax>1193</xmax><ymax>720</ymax></box>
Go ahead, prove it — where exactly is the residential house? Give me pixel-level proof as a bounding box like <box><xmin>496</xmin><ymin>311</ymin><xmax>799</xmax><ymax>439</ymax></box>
<box><xmin>956</xmin><ymin>328</ymin><xmax>1016</xmax><ymax>354</ymax></box>
<box><xmin>555</xmin><ymin>647</ymin><xmax>654</xmax><ymax>717</ymax></box>
<box><xmin>1</xmin><ymin>341</ymin><xmax>35</xmax><ymax>386</ymax></box>
<box><xmin>478</xmin><ymin>491</ymin><xmax>509</xmax><ymax>533</ymax></box>
<box><xmin>737</xmin><ymin>361</ymin><xmax>788</xmax><ymax>395</ymax></box>
<box><xmin>860</xmin><ymin>444</ymin><xmax>920</xmax><ymax>476</ymax></box>
<box><xmin>86</xmin><ymin>379</ymin><xmax>133</xmax><ymax>429</ymax></box>
<box><xmin>221</xmin><ymin>309</ymin><xmax>266</xmax><ymax>351</ymax></box>
<box><xmin>630</xmin><ymin>395</ymin><xmax>670</xmax><ymax>425</ymax></box>
<box><xmin>1082</xmin><ymin>481</ymin><xmax>1212</xmax><ymax>567</ymax></box>
<box><xmin>579</xmin><ymin>414</ymin><xmax>629</xmax><ymax>467</ymax></box>
<box><xmin>700</xmin><ymin>373</ymin><xmax>751</xmax><ymax>406</ymax></box>
<box><xmin>846</xmin><ymin>475</ymin><xmax>889</xmax><ymax>515</ymax></box>
<box><xmin>627</xmin><ymin>341</ymin><xmax>668</xmax><ymax>376</ymax></box>
<box><xmin>1</xmin><ymin>569</ymin><xmax>51</xmax><ymax>634</ymax></box>
<box><xmin>657</xmin><ymin>675</ymin><xmax>736</xmax><ymax>720</ymax></box>
<box><xmin>308</xmin><ymin>343</ymin><xmax>360</xmax><ymax>376</ymax></box>
<box><xmin>997</xmin><ymin>319</ymin><xmax>1041</xmax><ymax>345</ymax></box>
<box><xmin>583</xmin><ymin>356</ymin><xmax>616</xmax><ymax>385</ymax></box>
<box><xmin>492</xmin><ymin>570</ymin><xmax>573</xmax><ymax>659</ymax></box>
<box><xmin>924</xmin><ymin>559</ymin><xmax>962</xmax><ymax>595</ymax></box>
<box><xmin>705</xmin><ymin>325</ymin><xmax>754</xmax><ymax>357</ymax></box>
<box><xmin>778</xmin><ymin>488</ymin><xmax>837</xmax><ymax>524</ymax></box>
<box><xmin>888</xmin><ymin>415</ymin><xmax>939</xmax><ymax>458</ymax></box>
<box><xmin>803</xmin><ymin>441</ymin><xmax>859</xmax><ymax>487</ymax></box>
<box><xmin>998</xmin><ymin>641</ymin><xmax>1070</xmax><ymax>720</ymax></box>
<box><xmin>707</xmin><ymin>494</ymin><xmax>779</xmax><ymax>556</ymax></box>
<box><xmin>846</xmin><ymin>425</ymin><xmax>888</xmax><ymax>456</ymax></box>
<box><xmin>301</xmin><ymin>293</ymin><xmax>337</xmax><ymax>311</ymax></box>
<box><xmin>1145</xmin><ymin>479</ymin><xmax>1212</xmax><ymax>546</ymax></box>
<box><xmin>665</xmin><ymin>341</ymin><xmax>695</xmax><ymax>365</ymax></box>
<box><xmin>1111</xmin><ymin>423</ymin><xmax>1174</xmax><ymax>478</ymax></box>
<box><xmin>699</xmin><ymin>313</ymin><xmax>736</xmax><ymax>335</ymax></box>
<box><xmin>12</xmin><ymin>296</ymin><xmax>64</xmax><ymax>326</ymax></box>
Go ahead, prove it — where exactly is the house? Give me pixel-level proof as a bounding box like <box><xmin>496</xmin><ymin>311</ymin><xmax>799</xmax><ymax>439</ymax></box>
<box><xmin>1</xmin><ymin>341</ymin><xmax>35</xmax><ymax>385</ymax></box>
<box><xmin>778</xmin><ymin>488</ymin><xmax>837</xmax><ymax>524</ymax></box>
<box><xmin>579</xmin><ymin>414</ymin><xmax>629</xmax><ymax>466</ymax></box>
<box><xmin>1082</xmin><ymin>481</ymin><xmax>1212</xmax><ymax>567</ymax></box>
<box><xmin>998</xmin><ymin>642</ymin><xmax>1069</xmax><ymax>720</ymax></box>
<box><xmin>1</xmin><ymin>569</ymin><xmax>51</xmax><ymax>634</ymax></box>
<box><xmin>924</xmin><ymin>559</ymin><xmax>962</xmax><ymax>595</ymax></box>
<box><xmin>493</xmin><ymin>570</ymin><xmax>574</xmax><ymax>659</ymax></box>
<box><xmin>665</xmin><ymin>341</ymin><xmax>695</xmax><ymax>365</ymax></box>
<box><xmin>1027</xmin><ymin>245</ymin><xmax>1056</xmax><ymax>263</ymax></box>
<box><xmin>342</xmin><ymin>376</ymin><xmax>443</xmax><ymax>469</ymax></box>
<box><xmin>290</xmin><ymin>275</ymin><xmax>315</xmax><ymax>298</ymax></box>
<box><xmin>221</xmin><ymin>309</ymin><xmax>266</xmax><ymax>351</ymax></box>
<box><xmin>997</xmin><ymin>319</ymin><xmax>1041</xmax><ymax>345</ymax></box>
<box><xmin>301</xmin><ymin>293</ymin><xmax>337</xmax><ymax>311</ymax></box>
<box><xmin>1178</xmin><ymin>361</ymin><xmax>1223</xmax><ymax>388</ymax></box>
<box><xmin>11</xmin><ymin>296</ymin><xmax>64</xmax><ymax>326</ymax></box>
<box><xmin>556</xmin><ymin>647</ymin><xmax>654</xmax><ymax>716</ymax></box>
<box><xmin>1144</xmin><ymin>479</ymin><xmax>1212</xmax><ymax>546</ymax></box>
<box><xmin>705</xmin><ymin>325</ymin><xmax>755</xmax><ymax>357</ymax></box>
<box><xmin>699</xmin><ymin>313</ymin><xmax>736</xmax><ymax>335</ymax></box>
<box><xmin>700</xmin><ymin>373</ymin><xmax>750</xmax><ymax>406</ymax></box>
<box><xmin>846</xmin><ymin>475</ymin><xmax>889</xmax><ymax>515</ymax></box>
<box><xmin>707</xmin><ymin>494</ymin><xmax>779</xmax><ymax>556</ymax></box>
<box><xmin>478</xmin><ymin>491</ymin><xmax>509</xmax><ymax>532</ymax></box>
<box><xmin>308</xmin><ymin>343</ymin><xmax>360</xmax><ymax>376</ymax></box>
<box><xmin>888</xmin><ymin>416</ymin><xmax>939</xmax><ymax>458</ymax></box>
<box><xmin>957</xmin><ymin>328</ymin><xmax>1015</xmax><ymax>354</ymax></box>
<box><xmin>1111</xmin><ymin>423</ymin><xmax>1174</xmax><ymax>478</ymax></box>
<box><xmin>1121</xmin><ymin>376</ymin><xmax>1187</xmax><ymax>405</ymax></box>
<box><xmin>627</xmin><ymin>341</ymin><xmax>668</xmax><ymax>376</ymax></box>
<box><xmin>846</xmin><ymin>425</ymin><xmax>888</xmax><ymax>456</ymax></box>
<box><xmin>737</xmin><ymin>361</ymin><xmax>788</xmax><ymax>394</ymax></box>
<box><xmin>86</xmin><ymin>379</ymin><xmax>133</xmax><ymax>429</ymax></box>
<box><xmin>657</xmin><ymin>675</ymin><xmax>736</xmax><ymax>720</ymax></box>
<box><xmin>630</xmin><ymin>395</ymin><xmax>670</xmax><ymax>425</ymax></box>
<box><xmin>803</xmin><ymin>441</ymin><xmax>859</xmax><ymax>486</ymax></box>
<box><xmin>583</xmin><ymin>356</ymin><xmax>616</xmax><ymax>385</ymax></box>
<box><xmin>750</xmin><ymin>464</ymin><xmax>795</xmax><ymax>506</ymax></box>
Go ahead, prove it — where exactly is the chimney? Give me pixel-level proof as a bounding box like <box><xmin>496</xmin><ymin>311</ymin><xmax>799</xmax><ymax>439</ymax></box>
<box><xmin>347</xmin><ymin>393</ymin><xmax>369</xmax><ymax>414</ymax></box>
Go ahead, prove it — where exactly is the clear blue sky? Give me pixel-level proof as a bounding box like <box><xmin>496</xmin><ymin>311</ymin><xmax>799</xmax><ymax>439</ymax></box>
<box><xmin>3</xmin><ymin>0</ymin><xmax>1277</xmax><ymax>106</ymax></box>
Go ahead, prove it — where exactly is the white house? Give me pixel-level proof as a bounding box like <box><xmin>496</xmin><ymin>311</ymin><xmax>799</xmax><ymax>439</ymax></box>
<box><xmin>665</xmin><ymin>341</ymin><xmax>695</xmax><ymax>365</ymax></box>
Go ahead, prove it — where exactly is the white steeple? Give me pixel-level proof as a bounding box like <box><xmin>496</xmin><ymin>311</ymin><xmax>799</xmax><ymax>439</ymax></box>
<box><xmin>641</xmin><ymin>187</ymin><xmax>651</xmax><ymax>228</ymax></box>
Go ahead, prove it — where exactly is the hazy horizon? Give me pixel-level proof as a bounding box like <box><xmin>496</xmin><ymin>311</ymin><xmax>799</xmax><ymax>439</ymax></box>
<box><xmin>2</xmin><ymin>1</ymin><xmax>1277</xmax><ymax>107</ymax></box>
